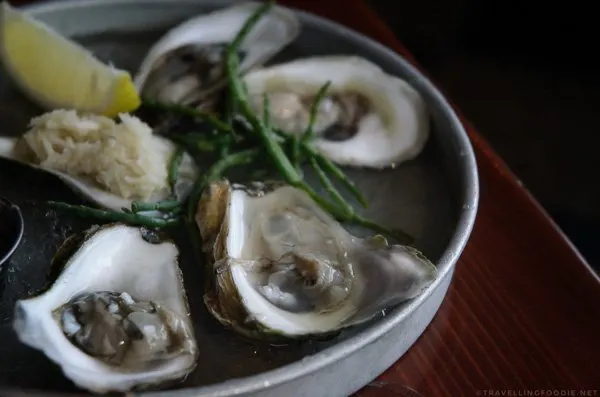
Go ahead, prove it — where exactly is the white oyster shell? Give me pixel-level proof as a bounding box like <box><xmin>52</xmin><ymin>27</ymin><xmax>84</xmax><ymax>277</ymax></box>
<box><xmin>196</xmin><ymin>181</ymin><xmax>437</xmax><ymax>338</ymax></box>
<box><xmin>243</xmin><ymin>56</ymin><xmax>430</xmax><ymax>168</ymax></box>
<box><xmin>12</xmin><ymin>224</ymin><xmax>198</xmax><ymax>393</ymax></box>
<box><xmin>134</xmin><ymin>2</ymin><xmax>300</xmax><ymax>104</ymax></box>
<box><xmin>0</xmin><ymin>111</ymin><xmax>198</xmax><ymax>212</ymax></box>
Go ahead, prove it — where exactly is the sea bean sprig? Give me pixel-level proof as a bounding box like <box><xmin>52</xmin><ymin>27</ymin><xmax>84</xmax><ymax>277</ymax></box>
<box><xmin>47</xmin><ymin>201</ymin><xmax>180</xmax><ymax>229</ymax></box>
<box><xmin>221</xmin><ymin>2</ymin><xmax>411</xmax><ymax>243</ymax></box>
<box><xmin>48</xmin><ymin>0</ymin><xmax>411</xmax><ymax>243</ymax></box>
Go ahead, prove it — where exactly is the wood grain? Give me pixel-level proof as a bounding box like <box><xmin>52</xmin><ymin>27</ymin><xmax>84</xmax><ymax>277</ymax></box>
<box><xmin>10</xmin><ymin>0</ymin><xmax>600</xmax><ymax>395</ymax></box>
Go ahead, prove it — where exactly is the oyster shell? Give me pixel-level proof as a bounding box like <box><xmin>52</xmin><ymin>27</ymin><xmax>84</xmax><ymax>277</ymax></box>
<box><xmin>13</xmin><ymin>224</ymin><xmax>198</xmax><ymax>393</ymax></box>
<box><xmin>0</xmin><ymin>110</ymin><xmax>198</xmax><ymax>211</ymax></box>
<box><xmin>195</xmin><ymin>181</ymin><xmax>437</xmax><ymax>339</ymax></box>
<box><xmin>135</xmin><ymin>2</ymin><xmax>300</xmax><ymax>108</ymax></box>
<box><xmin>243</xmin><ymin>56</ymin><xmax>430</xmax><ymax>168</ymax></box>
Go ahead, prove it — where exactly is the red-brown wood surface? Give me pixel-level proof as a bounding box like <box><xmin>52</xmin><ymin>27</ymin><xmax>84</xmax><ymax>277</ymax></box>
<box><xmin>11</xmin><ymin>0</ymin><xmax>600</xmax><ymax>396</ymax></box>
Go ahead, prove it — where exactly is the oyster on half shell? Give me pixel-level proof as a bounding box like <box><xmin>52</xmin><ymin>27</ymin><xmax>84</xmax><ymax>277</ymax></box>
<box><xmin>243</xmin><ymin>56</ymin><xmax>430</xmax><ymax>168</ymax></box>
<box><xmin>135</xmin><ymin>2</ymin><xmax>300</xmax><ymax>108</ymax></box>
<box><xmin>13</xmin><ymin>224</ymin><xmax>198</xmax><ymax>394</ymax></box>
<box><xmin>195</xmin><ymin>181</ymin><xmax>437</xmax><ymax>339</ymax></box>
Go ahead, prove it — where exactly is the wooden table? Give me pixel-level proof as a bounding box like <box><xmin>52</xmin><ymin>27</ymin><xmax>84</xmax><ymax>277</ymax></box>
<box><xmin>12</xmin><ymin>0</ymin><xmax>600</xmax><ymax>395</ymax></box>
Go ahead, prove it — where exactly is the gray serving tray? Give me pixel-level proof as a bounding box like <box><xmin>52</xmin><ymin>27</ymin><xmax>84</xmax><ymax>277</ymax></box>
<box><xmin>0</xmin><ymin>1</ymin><xmax>479</xmax><ymax>396</ymax></box>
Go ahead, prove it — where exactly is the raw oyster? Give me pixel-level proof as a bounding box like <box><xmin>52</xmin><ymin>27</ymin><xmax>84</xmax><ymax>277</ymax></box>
<box><xmin>135</xmin><ymin>2</ymin><xmax>300</xmax><ymax>108</ymax></box>
<box><xmin>243</xmin><ymin>56</ymin><xmax>430</xmax><ymax>168</ymax></box>
<box><xmin>13</xmin><ymin>224</ymin><xmax>198</xmax><ymax>393</ymax></box>
<box><xmin>0</xmin><ymin>110</ymin><xmax>198</xmax><ymax>211</ymax></box>
<box><xmin>195</xmin><ymin>180</ymin><xmax>437</xmax><ymax>339</ymax></box>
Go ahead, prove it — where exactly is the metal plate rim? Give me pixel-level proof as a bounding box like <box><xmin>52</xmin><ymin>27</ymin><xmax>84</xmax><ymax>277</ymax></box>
<box><xmin>0</xmin><ymin>198</ymin><xmax>25</xmax><ymax>266</ymax></box>
<box><xmin>9</xmin><ymin>0</ymin><xmax>480</xmax><ymax>395</ymax></box>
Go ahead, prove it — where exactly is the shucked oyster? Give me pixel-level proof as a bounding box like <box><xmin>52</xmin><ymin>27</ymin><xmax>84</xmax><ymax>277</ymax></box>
<box><xmin>244</xmin><ymin>56</ymin><xmax>430</xmax><ymax>168</ymax></box>
<box><xmin>195</xmin><ymin>181</ymin><xmax>437</xmax><ymax>339</ymax></box>
<box><xmin>135</xmin><ymin>2</ymin><xmax>300</xmax><ymax>108</ymax></box>
<box><xmin>13</xmin><ymin>224</ymin><xmax>198</xmax><ymax>393</ymax></box>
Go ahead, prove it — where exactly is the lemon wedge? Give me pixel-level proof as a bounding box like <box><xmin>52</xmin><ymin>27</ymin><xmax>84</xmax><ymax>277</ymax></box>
<box><xmin>0</xmin><ymin>2</ymin><xmax>140</xmax><ymax>116</ymax></box>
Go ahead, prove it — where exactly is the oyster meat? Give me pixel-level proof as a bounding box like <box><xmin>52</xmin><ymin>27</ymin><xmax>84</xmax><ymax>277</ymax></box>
<box><xmin>135</xmin><ymin>2</ymin><xmax>300</xmax><ymax>108</ymax></box>
<box><xmin>195</xmin><ymin>181</ymin><xmax>437</xmax><ymax>339</ymax></box>
<box><xmin>13</xmin><ymin>224</ymin><xmax>198</xmax><ymax>393</ymax></box>
<box><xmin>243</xmin><ymin>56</ymin><xmax>430</xmax><ymax>168</ymax></box>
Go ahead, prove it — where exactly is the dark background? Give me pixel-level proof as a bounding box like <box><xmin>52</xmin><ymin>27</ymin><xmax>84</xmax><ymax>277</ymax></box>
<box><xmin>368</xmin><ymin>0</ymin><xmax>599</xmax><ymax>271</ymax></box>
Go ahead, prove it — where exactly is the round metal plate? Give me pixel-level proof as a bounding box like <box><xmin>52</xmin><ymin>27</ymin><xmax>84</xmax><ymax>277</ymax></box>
<box><xmin>0</xmin><ymin>1</ymin><xmax>479</xmax><ymax>396</ymax></box>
